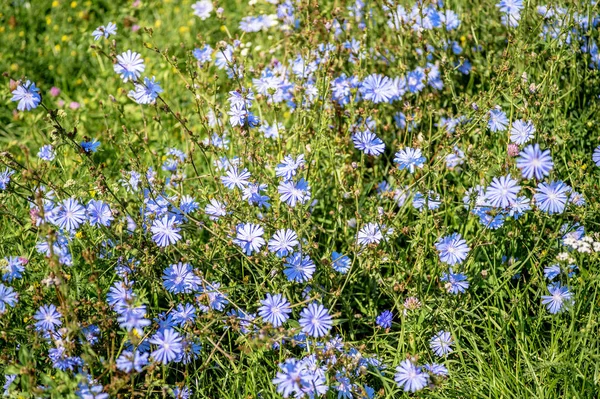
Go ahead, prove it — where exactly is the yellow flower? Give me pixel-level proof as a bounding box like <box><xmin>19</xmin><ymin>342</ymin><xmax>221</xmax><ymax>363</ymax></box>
<box><xmin>75</xmin><ymin>231</ymin><xmax>83</xmax><ymax>239</ymax></box>
<box><xmin>54</xmin><ymin>44</ymin><xmax>61</xmax><ymax>51</ymax></box>
<box><xmin>61</xmin><ymin>35</ymin><xmax>69</xmax><ymax>42</ymax></box>
<box><xmin>154</xmin><ymin>20</ymin><xmax>162</xmax><ymax>28</ymax></box>
<box><xmin>18</xmin><ymin>30</ymin><xmax>25</xmax><ymax>37</ymax></box>
<box><xmin>52</xmin><ymin>0</ymin><xmax>59</xmax><ymax>6</ymax></box>
<box><xmin>179</xmin><ymin>26</ymin><xmax>189</xmax><ymax>34</ymax></box>
<box><xmin>71</xmin><ymin>1</ymin><xmax>77</xmax><ymax>8</ymax></box>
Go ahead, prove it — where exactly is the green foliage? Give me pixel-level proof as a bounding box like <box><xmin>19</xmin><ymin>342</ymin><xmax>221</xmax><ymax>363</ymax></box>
<box><xmin>1</xmin><ymin>0</ymin><xmax>600</xmax><ymax>398</ymax></box>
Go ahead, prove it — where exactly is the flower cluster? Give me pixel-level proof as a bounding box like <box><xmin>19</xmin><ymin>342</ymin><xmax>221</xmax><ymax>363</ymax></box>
<box><xmin>2</xmin><ymin>0</ymin><xmax>600</xmax><ymax>397</ymax></box>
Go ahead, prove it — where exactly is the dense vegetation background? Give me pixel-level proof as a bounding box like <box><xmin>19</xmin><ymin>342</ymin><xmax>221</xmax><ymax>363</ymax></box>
<box><xmin>1</xmin><ymin>0</ymin><xmax>600</xmax><ymax>398</ymax></box>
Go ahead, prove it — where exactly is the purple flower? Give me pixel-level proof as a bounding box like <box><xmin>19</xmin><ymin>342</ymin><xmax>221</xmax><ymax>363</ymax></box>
<box><xmin>151</xmin><ymin>215</ymin><xmax>182</xmax><ymax>247</ymax></box>
<box><xmin>435</xmin><ymin>233</ymin><xmax>470</xmax><ymax>266</ymax></box>
<box><xmin>516</xmin><ymin>144</ymin><xmax>553</xmax><ymax>180</ymax></box>
<box><xmin>541</xmin><ymin>282</ymin><xmax>573</xmax><ymax>314</ymax></box>
<box><xmin>485</xmin><ymin>175</ymin><xmax>520</xmax><ymax>208</ymax></box>
<box><xmin>299</xmin><ymin>303</ymin><xmax>333</xmax><ymax>337</ymax></box>
<box><xmin>149</xmin><ymin>328</ymin><xmax>183</xmax><ymax>364</ymax></box>
<box><xmin>360</xmin><ymin>74</ymin><xmax>396</xmax><ymax>103</ymax></box>
<box><xmin>51</xmin><ymin>198</ymin><xmax>87</xmax><ymax>231</ymax></box>
<box><xmin>11</xmin><ymin>81</ymin><xmax>41</xmax><ymax>111</ymax></box>
<box><xmin>258</xmin><ymin>293</ymin><xmax>291</xmax><ymax>327</ymax></box>
<box><xmin>376</xmin><ymin>310</ymin><xmax>393</xmax><ymax>329</ymax></box>
<box><xmin>114</xmin><ymin>50</ymin><xmax>145</xmax><ymax>82</ymax></box>
<box><xmin>233</xmin><ymin>223</ymin><xmax>265</xmax><ymax>255</ymax></box>
<box><xmin>34</xmin><ymin>304</ymin><xmax>62</xmax><ymax>332</ymax></box>
<box><xmin>430</xmin><ymin>330</ymin><xmax>453</xmax><ymax>356</ymax></box>
<box><xmin>394</xmin><ymin>359</ymin><xmax>429</xmax><ymax>392</ymax></box>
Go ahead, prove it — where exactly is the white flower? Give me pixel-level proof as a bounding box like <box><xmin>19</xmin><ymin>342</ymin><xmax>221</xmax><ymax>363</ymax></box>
<box><xmin>192</xmin><ymin>0</ymin><xmax>213</xmax><ymax>20</ymax></box>
<box><xmin>114</xmin><ymin>50</ymin><xmax>145</xmax><ymax>82</ymax></box>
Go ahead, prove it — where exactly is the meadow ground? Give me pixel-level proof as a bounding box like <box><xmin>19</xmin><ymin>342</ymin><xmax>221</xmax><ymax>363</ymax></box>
<box><xmin>1</xmin><ymin>0</ymin><xmax>600</xmax><ymax>398</ymax></box>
